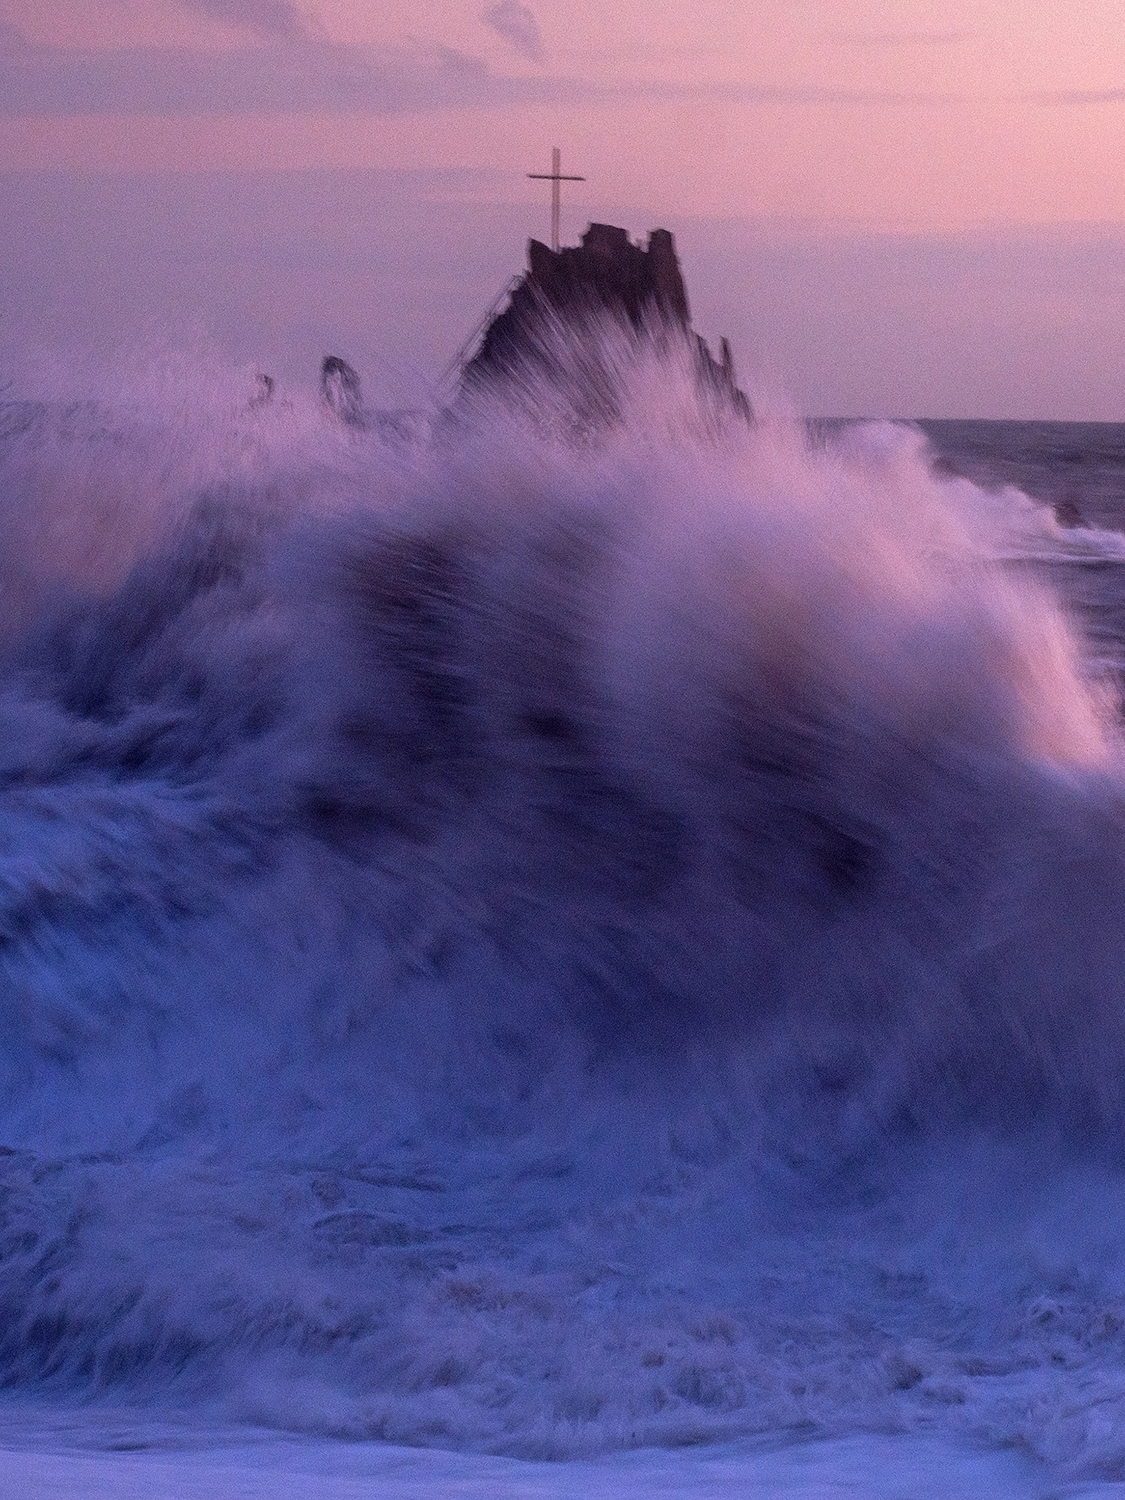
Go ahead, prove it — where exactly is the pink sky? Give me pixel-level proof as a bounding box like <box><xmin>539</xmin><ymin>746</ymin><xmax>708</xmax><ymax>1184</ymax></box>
<box><xmin>3</xmin><ymin>0</ymin><xmax>1125</xmax><ymax>414</ymax></box>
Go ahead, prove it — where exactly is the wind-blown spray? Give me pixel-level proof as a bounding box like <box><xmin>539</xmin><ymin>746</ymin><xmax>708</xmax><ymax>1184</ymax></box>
<box><xmin>0</xmin><ymin>332</ymin><xmax>1123</xmax><ymax>1475</ymax></box>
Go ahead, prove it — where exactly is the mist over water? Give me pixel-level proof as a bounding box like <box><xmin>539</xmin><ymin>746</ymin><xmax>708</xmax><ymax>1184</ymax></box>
<box><xmin>2</xmin><ymin>334</ymin><xmax>1125</xmax><ymax>1481</ymax></box>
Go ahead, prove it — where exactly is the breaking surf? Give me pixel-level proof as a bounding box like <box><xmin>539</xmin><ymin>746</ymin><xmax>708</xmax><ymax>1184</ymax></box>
<box><xmin>0</xmin><ymin>322</ymin><xmax>1124</xmax><ymax>1489</ymax></box>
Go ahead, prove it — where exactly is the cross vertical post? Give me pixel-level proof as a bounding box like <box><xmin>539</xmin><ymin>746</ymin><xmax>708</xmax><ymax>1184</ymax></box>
<box><xmin>527</xmin><ymin>147</ymin><xmax>585</xmax><ymax>252</ymax></box>
<box><xmin>550</xmin><ymin>146</ymin><xmax>559</xmax><ymax>255</ymax></box>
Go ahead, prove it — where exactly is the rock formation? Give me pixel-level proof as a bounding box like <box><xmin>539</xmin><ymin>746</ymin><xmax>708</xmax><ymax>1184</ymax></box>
<box><xmin>461</xmin><ymin>223</ymin><xmax>751</xmax><ymax>423</ymax></box>
<box><xmin>250</xmin><ymin>373</ymin><xmax>275</xmax><ymax>408</ymax></box>
<box><xmin>321</xmin><ymin>355</ymin><xmax>366</xmax><ymax>428</ymax></box>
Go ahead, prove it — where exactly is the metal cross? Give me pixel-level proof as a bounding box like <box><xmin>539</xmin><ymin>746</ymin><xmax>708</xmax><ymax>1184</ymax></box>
<box><xmin>527</xmin><ymin>147</ymin><xmax>585</xmax><ymax>253</ymax></box>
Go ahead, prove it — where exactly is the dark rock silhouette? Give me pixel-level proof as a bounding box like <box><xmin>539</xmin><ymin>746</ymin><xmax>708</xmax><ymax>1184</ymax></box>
<box><xmin>321</xmin><ymin>355</ymin><xmax>366</xmax><ymax>428</ymax></box>
<box><xmin>1053</xmin><ymin>494</ymin><xmax>1086</xmax><ymax>529</ymax></box>
<box><xmin>461</xmin><ymin>223</ymin><xmax>752</xmax><ymax>423</ymax></box>
<box><xmin>931</xmin><ymin>455</ymin><xmax>962</xmax><ymax>479</ymax></box>
<box><xmin>250</xmin><ymin>373</ymin><xmax>275</xmax><ymax>408</ymax></box>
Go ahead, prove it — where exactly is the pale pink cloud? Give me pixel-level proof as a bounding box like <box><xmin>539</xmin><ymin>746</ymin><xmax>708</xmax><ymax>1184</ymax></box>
<box><xmin>826</xmin><ymin>31</ymin><xmax>971</xmax><ymax>49</ymax></box>
<box><xmin>0</xmin><ymin>36</ymin><xmax>579</xmax><ymax>117</ymax></box>
<box><xmin>482</xmin><ymin>0</ymin><xmax>545</xmax><ymax>64</ymax></box>
<box><xmin>0</xmin><ymin>25</ymin><xmax>963</xmax><ymax>121</ymax></box>
<box><xmin>177</xmin><ymin>0</ymin><xmax>307</xmax><ymax>38</ymax></box>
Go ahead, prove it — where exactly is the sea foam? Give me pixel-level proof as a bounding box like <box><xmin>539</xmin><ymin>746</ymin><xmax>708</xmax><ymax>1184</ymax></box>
<box><xmin>0</xmin><ymin>333</ymin><xmax>1122</xmax><ymax>1478</ymax></box>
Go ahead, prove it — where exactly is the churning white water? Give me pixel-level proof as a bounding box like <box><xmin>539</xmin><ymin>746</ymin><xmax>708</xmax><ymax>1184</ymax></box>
<box><xmin>0</xmin><ymin>334</ymin><xmax>1125</xmax><ymax>1494</ymax></box>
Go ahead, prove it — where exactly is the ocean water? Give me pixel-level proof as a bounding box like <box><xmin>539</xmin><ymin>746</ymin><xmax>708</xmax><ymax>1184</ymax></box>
<box><xmin>1</xmin><ymin>340</ymin><xmax>1125</xmax><ymax>1496</ymax></box>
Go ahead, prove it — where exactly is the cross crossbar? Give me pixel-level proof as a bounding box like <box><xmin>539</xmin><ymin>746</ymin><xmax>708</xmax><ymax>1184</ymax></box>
<box><xmin>527</xmin><ymin>147</ymin><xmax>585</xmax><ymax>252</ymax></box>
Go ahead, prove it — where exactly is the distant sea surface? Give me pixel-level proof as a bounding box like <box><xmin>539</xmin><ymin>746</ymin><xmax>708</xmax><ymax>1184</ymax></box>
<box><xmin>919</xmin><ymin>419</ymin><xmax>1125</xmax><ymax>528</ymax></box>
<box><xmin>920</xmin><ymin>420</ymin><xmax>1125</xmax><ymax>664</ymax></box>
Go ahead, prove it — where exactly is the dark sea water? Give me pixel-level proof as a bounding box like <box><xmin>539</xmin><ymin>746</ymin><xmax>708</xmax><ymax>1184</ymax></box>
<box><xmin>2</xmin><ymin>348</ymin><xmax>1125</xmax><ymax>1496</ymax></box>
<box><xmin>921</xmin><ymin>420</ymin><xmax>1125</xmax><ymax>677</ymax></box>
<box><xmin>919</xmin><ymin>420</ymin><xmax>1125</xmax><ymax>532</ymax></box>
